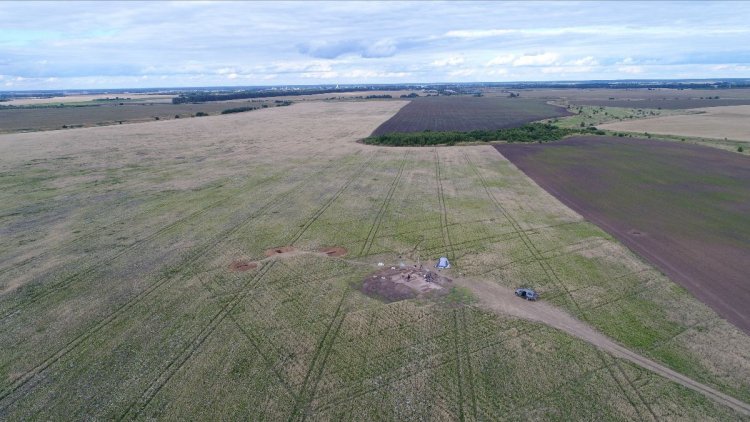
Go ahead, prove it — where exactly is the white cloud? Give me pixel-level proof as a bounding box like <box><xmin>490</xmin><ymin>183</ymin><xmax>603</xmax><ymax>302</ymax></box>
<box><xmin>299</xmin><ymin>71</ymin><xmax>339</xmax><ymax>79</ymax></box>
<box><xmin>487</xmin><ymin>68</ymin><xmax>508</xmax><ymax>76</ymax></box>
<box><xmin>512</xmin><ymin>52</ymin><xmax>559</xmax><ymax>66</ymax></box>
<box><xmin>618</xmin><ymin>65</ymin><xmax>644</xmax><ymax>74</ymax></box>
<box><xmin>342</xmin><ymin>69</ymin><xmax>410</xmax><ymax>78</ymax></box>
<box><xmin>431</xmin><ymin>55</ymin><xmax>464</xmax><ymax>67</ymax></box>
<box><xmin>447</xmin><ymin>69</ymin><xmax>475</xmax><ymax>77</ymax></box>
<box><xmin>444</xmin><ymin>29</ymin><xmax>513</xmax><ymax>39</ymax></box>
<box><xmin>567</xmin><ymin>56</ymin><xmax>598</xmax><ymax>66</ymax></box>
<box><xmin>541</xmin><ymin>66</ymin><xmax>593</xmax><ymax>74</ymax></box>
<box><xmin>711</xmin><ymin>64</ymin><xmax>750</xmax><ymax>72</ymax></box>
<box><xmin>486</xmin><ymin>54</ymin><xmax>515</xmax><ymax>66</ymax></box>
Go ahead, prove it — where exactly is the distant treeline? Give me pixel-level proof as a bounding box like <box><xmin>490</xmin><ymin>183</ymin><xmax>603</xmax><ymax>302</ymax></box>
<box><xmin>364</xmin><ymin>123</ymin><xmax>600</xmax><ymax>146</ymax></box>
<box><xmin>365</xmin><ymin>95</ymin><xmax>392</xmax><ymax>99</ymax></box>
<box><xmin>173</xmin><ymin>88</ymin><xmax>395</xmax><ymax>104</ymax></box>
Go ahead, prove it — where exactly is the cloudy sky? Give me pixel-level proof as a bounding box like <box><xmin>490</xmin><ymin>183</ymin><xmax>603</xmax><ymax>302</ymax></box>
<box><xmin>2</xmin><ymin>1</ymin><xmax>749</xmax><ymax>90</ymax></box>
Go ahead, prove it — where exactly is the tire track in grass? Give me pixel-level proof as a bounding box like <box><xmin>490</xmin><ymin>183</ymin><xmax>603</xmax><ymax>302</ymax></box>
<box><xmin>121</xmin><ymin>152</ymin><xmax>376</xmax><ymax>419</ymax></box>
<box><xmin>460</xmin><ymin>308</ymin><xmax>478</xmax><ymax>421</ymax></box>
<box><xmin>230</xmin><ymin>315</ymin><xmax>299</xmax><ymax>399</ymax></box>
<box><xmin>0</xmin><ymin>164</ymin><xmax>305</xmax><ymax>321</ymax></box>
<box><xmin>310</xmin><ymin>322</ymin><xmax>547</xmax><ymax>415</ymax></box>
<box><xmin>464</xmin><ymin>153</ymin><xmax>649</xmax><ymax>417</ymax></box>
<box><xmin>614</xmin><ymin>358</ymin><xmax>659</xmax><ymax>421</ymax></box>
<box><xmin>451</xmin><ymin>310</ymin><xmax>466</xmax><ymax>422</ymax></box>
<box><xmin>0</xmin><ymin>192</ymin><xmax>234</xmax><ymax>320</ymax></box>
<box><xmin>288</xmin><ymin>152</ymin><xmax>379</xmax><ymax>246</ymax></box>
<box><xmin>288</xmin><ymin>291</ymin><xmax>348</xmax><ymax>422</ymax></box>
<box><xmin>0</xmin><ymin>154</ymin><xmax>351</xmax><ymax>411</ymax></box>
<box><xmin>118</xmin><ymin>262</ymin><xmax>277</xmax><ymax>420</ymax></box>
<box><xmin>434</xmin><ymin>148</ymin><xmax>455</xmax><ymax>262</ymax></box>
<box><xmin>358</xmin><ymin>153</ymin><xmax>408</xmax><ymax>258</ymax></box>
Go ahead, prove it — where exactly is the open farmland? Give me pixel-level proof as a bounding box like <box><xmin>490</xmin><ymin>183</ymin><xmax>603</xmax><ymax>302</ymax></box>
<box><xmin>0</xmin><ymin>93</ymin><xmax>175</xmax><ymax>106</ymax></box>
<box><xmin>600</xmin><ymin>105</ymin><xmax>750</xmax><ymax>143</ymax></box>
<box><xmin>371</xmin><ymin>96</ymin><xmax>572</xmax><ymax>135</ymax></box>
<box><xmin>517</xmin><ymin>87</ymin><xmax>750</xmax><ymax>109</ymax></box>
<box><xmin>496</xmin><ymin>136</ymin><xmax>750</xmax><ymax>334</ymax></box>
<box><xmin>0</xmin><ymin>101</ymin><xmax>277</xmax><ymax>133</ymax></box>
<box><xmin>1</xmin><ymin>102</ymin><xmax>749</xmax><ymax>420</ymax></box>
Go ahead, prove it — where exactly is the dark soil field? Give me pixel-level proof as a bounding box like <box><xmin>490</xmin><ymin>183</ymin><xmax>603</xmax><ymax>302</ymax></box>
<box><xmin>371</xmin><ymin>96</ymin><xmax>571</xmax><ymax>135</ymax></box>
<box><xmin>495</xmin><ymin>136</ymin><xmax>750</xmax><ymax>334</ymax></box>
<box><xmin>0</xmin><ymin>102</ymin><xmax>268</xmax><ymax>133</ymax></box>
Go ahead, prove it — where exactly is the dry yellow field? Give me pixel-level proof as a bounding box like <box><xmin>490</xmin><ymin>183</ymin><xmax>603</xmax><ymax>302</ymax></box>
<box><xmin>600</xmin><ymin>105</ymin><xmax>750</xmax><ymax>142</ymax></box>
<box><xmin>2</xmin><ymin>93</ymin><xmax>174</xmax><ymax>106</ymax></box>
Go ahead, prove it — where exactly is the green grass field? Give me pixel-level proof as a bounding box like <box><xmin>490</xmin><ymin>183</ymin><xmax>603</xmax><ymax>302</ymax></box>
<box><xmin>0</xmin><ymin>101</ymin><xmax>748</xmax><ymax>420</ymax></box>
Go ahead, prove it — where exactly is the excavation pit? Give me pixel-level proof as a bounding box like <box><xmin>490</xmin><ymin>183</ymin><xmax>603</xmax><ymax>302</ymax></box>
<box><xmin>361</xmin><ymin>266</ymin><xmax>452</xmax><ymax>303</ymax></box>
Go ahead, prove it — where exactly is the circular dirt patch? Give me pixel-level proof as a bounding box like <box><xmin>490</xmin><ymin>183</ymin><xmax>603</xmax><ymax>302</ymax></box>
<box><xmin>319</xmin><ymin>247</ymin><xmax>347</xmax><ymax>257</ymax></box>
<box><xmin>264</xmin><ymin>246</ymin><xmax>297</xmax><ymax>257</ymax></box>
<box><xmin>229</xmin><ymin>261</ymin><xmax>258</xmax><ymax>272</ymax></box>
<box><xmin>361</xmin><ymin>267</ymin><xmax>452</xmax><ymax>303</ymax></box>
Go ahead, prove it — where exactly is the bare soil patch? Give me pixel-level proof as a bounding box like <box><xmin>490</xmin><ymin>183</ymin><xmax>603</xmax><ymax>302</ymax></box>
<box><xmin>361</xmin><ymin>266</ymin><xmax>452</xmax><ymax>302</ymax></box>
<box><xmin>496</xmin><ymin>136</ymin><xmax>750</xmax><ymax>334</ymax></box>
<box><xmin>264</xmin><ymin>246</ymin><xmax>297</xmax><ymax>257</ymax></box>
<box><xmin>318</xmin><ymin>246</ymin><xmax>347</xmax><ymax>257</ymax></box>
<box><xmin>371</xmin><ymin>96</ymin><xmax>571</xmax><ymax>135</ymax></box>
<box><xmin>228</xmin><ymin>261</ymin><xmax>258</xmax><ymax>272</ymax></box>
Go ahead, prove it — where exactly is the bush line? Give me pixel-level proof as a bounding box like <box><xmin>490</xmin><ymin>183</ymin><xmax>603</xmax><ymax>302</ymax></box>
<box><xmin>364</xmin><ymin>123</ymin><xmax>604</xmax><ymax>146</ymax></box>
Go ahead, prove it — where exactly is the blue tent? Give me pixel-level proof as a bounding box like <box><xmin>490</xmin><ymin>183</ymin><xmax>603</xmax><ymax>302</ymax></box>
<box><xmin>435</xmin><ymin>257</ymin><xmax>451</xmax><ymax>269</ymax></box>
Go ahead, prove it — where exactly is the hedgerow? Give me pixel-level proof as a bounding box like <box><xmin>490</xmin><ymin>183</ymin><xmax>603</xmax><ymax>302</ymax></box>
<box><xmin>364</xmin><ymin>123</ymin><xmax>598</xmax><ymax>146</ymax></box>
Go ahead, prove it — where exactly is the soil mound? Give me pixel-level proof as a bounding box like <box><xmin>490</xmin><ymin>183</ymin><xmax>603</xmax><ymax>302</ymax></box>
<box><xmin>264</xmin><ymin>246</ymin><xmax>297</xmax><ymax>257</ymax></box>
<box><xmin>229</xmin><ymin>261</ymin><xmax>258</xmax><ymax>271</ymax></box>
<box><xmin>319</xmin><ymin>246</ymin><xmax>347</xmax><ymax>257</ymax></box>
<box><xmin>361</xmin><ymin>266</ymin><xmax>452</xmax><ymax>302</ymax></box>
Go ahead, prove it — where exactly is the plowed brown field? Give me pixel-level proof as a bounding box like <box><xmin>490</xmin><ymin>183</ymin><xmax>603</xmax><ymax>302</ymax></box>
<box><xmin>496</xmin><ymin>136</ymin><xmax>750</xmax><ymax>334</ymax></box>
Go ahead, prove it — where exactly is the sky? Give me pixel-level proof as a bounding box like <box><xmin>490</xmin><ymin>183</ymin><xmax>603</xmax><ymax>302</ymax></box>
<box><xmin>1</xmin><ymin>1</ymin><xmax>749</xmax><ymax>90</ymax></box>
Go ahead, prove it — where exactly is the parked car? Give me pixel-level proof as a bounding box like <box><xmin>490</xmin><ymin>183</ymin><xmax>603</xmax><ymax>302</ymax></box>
<box><xmin>515</xmin><ymin>288</ymin><xmax>538</xmax><ymax>301</ymax></box>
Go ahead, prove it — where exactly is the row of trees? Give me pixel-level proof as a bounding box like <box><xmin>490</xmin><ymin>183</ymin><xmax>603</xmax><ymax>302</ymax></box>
<box><xmin>364</xmin><ymin>123</ymin><xmax>598</xmax><ymax>146</ymax></box>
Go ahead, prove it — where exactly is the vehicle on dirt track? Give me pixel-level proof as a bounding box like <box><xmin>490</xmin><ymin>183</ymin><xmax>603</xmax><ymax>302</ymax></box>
<box><xmin>515</xmin><ymin>288</ymin><xmax>538</xmax><ymax>301</ymax></box>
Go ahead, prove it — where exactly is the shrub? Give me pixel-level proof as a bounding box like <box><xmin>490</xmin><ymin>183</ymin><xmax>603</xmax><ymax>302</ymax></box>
<box><xmin>195</xmin><ymin>112</ymin><xmax>208</xmax><ymax>117</ymax></box>
<box><xmin>221</xmin><ymin>106</ymin><xmax>255</xmax><ymax>114</ymax></box>
<box><xmin>739</xmin><ymin>146</ymin><xmax>744</xmax><ymax>153</ymax></box>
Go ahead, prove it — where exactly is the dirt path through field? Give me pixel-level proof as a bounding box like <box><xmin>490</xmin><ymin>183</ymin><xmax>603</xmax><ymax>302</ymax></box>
<box><xmin>458</xmin><ymin>277</ymin><xmax>750</xmax><ymax>417</ymax></box>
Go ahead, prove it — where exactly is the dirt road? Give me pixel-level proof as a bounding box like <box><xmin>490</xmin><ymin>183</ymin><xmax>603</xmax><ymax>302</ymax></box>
<box><xmin>458</xmin><ymin>278</ymin><xmax>750</xmax><ymax>417</ymax></box>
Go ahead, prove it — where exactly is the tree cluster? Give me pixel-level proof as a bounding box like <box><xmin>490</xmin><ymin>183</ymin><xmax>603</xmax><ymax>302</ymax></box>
<box><xmin>364</xmin><ymin>123</ymin><xmax>591</xmax><ymax>146</ymax></box>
